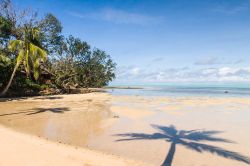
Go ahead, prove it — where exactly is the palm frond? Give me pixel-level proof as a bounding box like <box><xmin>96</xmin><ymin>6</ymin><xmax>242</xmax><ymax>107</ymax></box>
<box><xmin>16</xmin><ymin>49</ymin><xmax>25</xmax><ymax>66</ymax></box>
<box><xmin>8</xmin><ymin>40</ymin><xmax>24</xmax><ymax>52</ymax></box>
<box><xmin>0</xmin><ymin>54</ymin><xmax>11</xmax><ymax>66</ymax></box>
<box><xmin>30</xmin><ymin>43</ymin><xmax>47</xmax><ymax>62</ymax></box>
<box><xmin>33</xmin><ymin>59</ymin><xmax>40</xmax><ymax>80</ymax></box>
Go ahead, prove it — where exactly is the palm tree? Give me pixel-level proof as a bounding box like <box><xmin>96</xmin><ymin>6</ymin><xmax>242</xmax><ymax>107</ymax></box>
<box><xmin>115</xmin><ymin>125</ymin><xmax>250</xmax><ymax>166</ymax></box>
<box><xmin>0</xmin><ymin>26</ymin><xmax>47</xmax><ymax>96</ymax></box>
<box><xmin>0</xmin><ymin>54</ymin><xmax>11</xmax><ymax>67</ymax></box>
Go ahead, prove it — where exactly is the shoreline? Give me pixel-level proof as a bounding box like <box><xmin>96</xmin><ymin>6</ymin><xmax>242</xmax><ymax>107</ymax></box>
<box><xmin>0</xmin><ymin>87</ymin><xmax>108</xmax><ymax>99</ymax></box>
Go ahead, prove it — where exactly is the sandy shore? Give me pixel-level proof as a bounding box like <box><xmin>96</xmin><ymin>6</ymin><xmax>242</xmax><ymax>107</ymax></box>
<box><xmin>0</xmin><ymin>93</ymin><xmax>250</xmax><ymax>166</ymax></box>
<box><xmin>0</xmin><ymin>125</ymin><xmax>148</xmax><ymax>166</ymax></box>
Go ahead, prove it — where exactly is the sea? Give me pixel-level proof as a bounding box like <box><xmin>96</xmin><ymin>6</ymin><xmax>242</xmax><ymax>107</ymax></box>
<box><xmin>107</xmin><ymin>82</ymin><xmax>250</xmax><ymax>97</ymax></box>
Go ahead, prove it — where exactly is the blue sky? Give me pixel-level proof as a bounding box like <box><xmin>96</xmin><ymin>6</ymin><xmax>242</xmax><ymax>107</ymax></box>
<box><xmin>14</xmin><ymin>0</ymin><xmax>250</xmax><ymax>83</ymax></box>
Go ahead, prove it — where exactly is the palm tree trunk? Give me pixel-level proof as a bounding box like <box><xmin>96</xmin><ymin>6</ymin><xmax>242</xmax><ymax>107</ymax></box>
<box><xmin>0</xmin><ymin>64</ymin><xmax>19</xmax><ymax>97</ymax></box>
<box><xmin>161</xmin><ymin>142</ymin><xmax>176</xmax><ymax>166</ymax></box>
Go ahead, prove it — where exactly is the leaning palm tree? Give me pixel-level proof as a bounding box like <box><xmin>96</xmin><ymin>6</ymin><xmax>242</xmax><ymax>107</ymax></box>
<box><xmin>115</xmin><ymin>125</ymin><xmax>250</xmax><ymax>166</ymax></box>
<box><xmin>0</xmin><ymin>27</ymin><xmax>47</xmax><ymax>96</ymax></box>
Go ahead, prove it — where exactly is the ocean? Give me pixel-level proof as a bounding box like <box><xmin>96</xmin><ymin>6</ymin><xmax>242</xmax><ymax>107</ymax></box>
<box><xmin>107</xmin><ymin>83</ymin><xmax>250</xmax><ymax>97</ymax></box>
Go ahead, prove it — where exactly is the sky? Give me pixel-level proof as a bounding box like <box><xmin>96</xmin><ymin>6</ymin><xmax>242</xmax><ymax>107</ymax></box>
<box><xmin>14</xmin><ymin>0</ymin><xmax>250</xmax><ymax>84</ymax></box>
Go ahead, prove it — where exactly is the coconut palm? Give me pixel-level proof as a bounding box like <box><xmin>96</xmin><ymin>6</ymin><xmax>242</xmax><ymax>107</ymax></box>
<box><xmin>0</xmin><ymin>54</ymin><xmax>11</xmax><ymax>67</ymax></box>
<box><xmin>0</xmin><ymin>27</ymin><xmax>47</xmax><ymax>96</ymax></box>
<box><xmin>115</xmin><ymin>125</ymin><xmax>250</xmax><ymax>166</ymax></box>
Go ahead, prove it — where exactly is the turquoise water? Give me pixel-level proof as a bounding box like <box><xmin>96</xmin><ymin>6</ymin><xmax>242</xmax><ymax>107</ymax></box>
<box><xmin>108</xmin><ymin>83</ymin><xmax>250</xmax><ymax>97</ymax></box>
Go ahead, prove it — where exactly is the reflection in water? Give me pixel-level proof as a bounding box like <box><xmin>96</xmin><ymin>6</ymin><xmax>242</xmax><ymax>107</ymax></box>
<box><xmin>0</xmin><ymin>99</ymin><xmax>113</xmax><ymax>146</ymax></box>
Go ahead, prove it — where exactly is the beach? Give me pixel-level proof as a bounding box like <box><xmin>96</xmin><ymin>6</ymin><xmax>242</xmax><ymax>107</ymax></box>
<box><xmin>1</xmin><ymin>0</ymin><xmax>250</xmax><ymax>165</ymax></box>
<box><xmin>0</xmin><ymin>92</ymin><xmax>250</xmax><ymax>166</ymax></box>
<box><xmin>0</xmin><ymin>125</ymin><xmax>148</xmax><ymax>166</ymax></box>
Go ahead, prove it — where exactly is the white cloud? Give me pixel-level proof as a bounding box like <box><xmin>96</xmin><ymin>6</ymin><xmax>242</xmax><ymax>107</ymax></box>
<box><xmin>218</xmin><ymin>67</ymin><xmax>236</xmax><ymax>76</ymax></box>
<box><xmin>115</xmin><ymin>66</ymin><xmax>250</xmax><ymax>83</ymax></box>
<box><xmin>201</xmin><ymin>68</ymin><xmax>217</xmax><ymax>75</ymax></box>
<box><xmin>130</xmin><ymin>67</ymin><xmax>140</xmax><ymax>75</ymax></box>
<box><xmin>68</xmin><ymin>8</ymin><xmax>164</xmax><ymax>25</ymax></box>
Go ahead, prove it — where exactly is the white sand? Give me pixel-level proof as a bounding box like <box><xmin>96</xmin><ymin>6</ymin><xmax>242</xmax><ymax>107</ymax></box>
<box><xmin>0</xmin><ymin>93</ymin><xmax>250</xmax><ymax>166</ymax></box>
<box><xmin>0</xmin><ymin>125</ymin><xmax>149</xmax><ymax>166</ymax></box>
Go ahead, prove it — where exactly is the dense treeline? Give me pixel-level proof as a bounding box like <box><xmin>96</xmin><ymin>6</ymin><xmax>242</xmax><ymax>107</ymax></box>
<box><xmin>0</xmin><ymin>0</ymin><xmax>116</xmax><ymax>96</ymax></box>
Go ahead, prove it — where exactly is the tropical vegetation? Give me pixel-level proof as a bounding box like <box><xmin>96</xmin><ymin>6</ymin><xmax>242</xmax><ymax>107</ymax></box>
<box><xmin>0</xmin><ymin>0</ymin><xmax>116</xmax><ymax>96</ymax></box>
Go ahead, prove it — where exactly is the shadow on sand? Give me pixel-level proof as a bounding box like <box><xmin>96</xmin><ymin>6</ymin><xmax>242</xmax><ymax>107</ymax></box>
<box><xmin>0</xmin><ymin>107</ymin><xmax>70</xmax><ymax>116</ymax></box>
<box><xmin>115</xmin><ymin>125</ymin><xmax>250</xmax><ymax>166</ymax></box>
<box><xmin>33</xmin><ymin>96</ymin><xmax>64</xmax><ymax>100</ymax></box>
<box><xmin>26</xmin><ymin>107</ymin><xmax>70</xmax><ymax>115</ymax></box>
<box><xmin>0</xmin><ymin>96</ymin><xmax>28</xmax><ymax>102</ymax></box>
<box><xmin>0</xmin><ymin>96</ymin><xmax>63</xmax><ymax>102</ymax></box>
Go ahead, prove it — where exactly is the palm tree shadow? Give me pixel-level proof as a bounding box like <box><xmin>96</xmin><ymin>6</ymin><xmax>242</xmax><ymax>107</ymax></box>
<box><xmin>114</xmin><ymin>125</ymin><xmax>250</xmax><ymax>166</ymax></box>
<box><xmin>0</xmin><ymin>107</ymin><xmax>70</xmax><ymax>116</ymax></box>
<box><xmin>26</xmin><ymin>107</ymin><xmax>70</xmax><ymax>115</ymax></box>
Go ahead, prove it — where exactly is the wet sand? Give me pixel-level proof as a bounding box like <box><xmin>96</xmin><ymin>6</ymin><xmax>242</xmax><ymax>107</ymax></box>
<box><xmin>0</xmin><ymin>124</ymin><xmax>147</xmax><ymax>166</ymax></box>
<box><xmin>0</xmin><ymin>93</ymin><xmax>250</xmax><ymax>166</ymax></box>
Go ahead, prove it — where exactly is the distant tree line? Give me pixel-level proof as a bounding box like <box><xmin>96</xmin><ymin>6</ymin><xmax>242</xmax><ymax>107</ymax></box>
<box><xmin>0</xmin><ymin>0</ymin><xmax>116</xmax><ymax>96</ymax></box>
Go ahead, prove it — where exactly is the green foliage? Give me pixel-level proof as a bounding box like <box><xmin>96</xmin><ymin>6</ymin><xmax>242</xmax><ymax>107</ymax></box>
<box><xmin>24</xmin><ymin>79</ymin><xmax>49</xmax><ymax>90</ymax></box>
<box><xmin>0</xmin><ymin>0</ymin><xmax>116</xmax><ymax>96</ymax></box>
<box><xmin>0</xmin><ymin>54</ymin><xmax>11</xmax><ymax>66</ymax></box>
<box><xmin>0</xmin><ymin>62</ymin><xmax>13</xmax><ymax>87</ymax></box>
<box><xmin>8</xmin><ymin>27</ymin><xmax>47</xmax><ymax>80</ymax></box>
<box><xmin>0</xmin><ymin>16</ymin><xmax>12</xmax><ymax>39</ymax></box>
<box><xmin>39</xmin><ymin>13</ymin><xmax>64</xmax><ymax>54</ymax></box>
<box><xmin>75</xmin><ymin>48</ymin><xmax>116</xmax><ymax>87</ymax></box>
<box><xmin>50</xmin><ymin>36</ymin><xmax>116</xmax><ymax>88</ymax></box>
